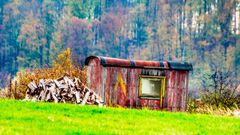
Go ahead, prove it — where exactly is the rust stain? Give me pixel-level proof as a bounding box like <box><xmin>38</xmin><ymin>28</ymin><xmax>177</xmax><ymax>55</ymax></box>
<box><xmin>114</xmin><ymin>73</ymin><xmax>127</xmax><ymax>96</ymax></box>
<box><xmin>114</xmin><ymin>81</ymin><xmax>119</xmax><ymax>92</ymax></box>
<box><xmin>118</xmin><ymin>73</ymin><xmax>127</xmax><ymax>96</ymax></box>
<box><xmin>105</xmin><ymin>91</ymin><xmax>111</xmax><ymax>106</ymax></box>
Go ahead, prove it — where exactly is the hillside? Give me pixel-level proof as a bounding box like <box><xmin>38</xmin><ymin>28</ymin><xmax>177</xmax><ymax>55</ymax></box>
<box><xmin>0</xmin><ymin>0</ymin><xmax>239</xmax><ymax>91</ymax></box>
<box><xmin>0</xmin><ymin>100</ymin><xmax>239</xmax><ymax>135</ymax></box>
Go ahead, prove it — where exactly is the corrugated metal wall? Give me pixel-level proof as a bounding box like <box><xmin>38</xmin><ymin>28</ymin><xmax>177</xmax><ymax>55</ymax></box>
<box><xmin>87</xmin><ymin>58</ymin><xmax>189</xmax><ymax>111</ymax></box>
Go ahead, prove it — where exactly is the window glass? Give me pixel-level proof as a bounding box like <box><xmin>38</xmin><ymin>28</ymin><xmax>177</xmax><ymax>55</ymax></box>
<box><xmin>139</xmin><ymin>76</ymin><xmax>165</xmax><ymax>99</ymax></box>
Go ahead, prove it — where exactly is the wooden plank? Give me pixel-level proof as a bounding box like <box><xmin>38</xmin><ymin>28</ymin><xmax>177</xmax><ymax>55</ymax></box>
<box><xmin>27</xmin><ymin>82</ymin><xmax>37</xmax><ymax>92</ymax></box>
<box><xmin>81</xmin><ymin>91</ymin><xmax>90</xmax><ymax>105</ymax></box>
<box><xmin>75</xmin><ymin>91</ymin><xmax>81</xmax><ymax>104</ymax></box>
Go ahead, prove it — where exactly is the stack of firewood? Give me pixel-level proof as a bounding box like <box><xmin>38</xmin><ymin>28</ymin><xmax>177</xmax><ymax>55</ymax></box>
<box><xmin>24</xmin><ymin>75</ymin><xmax>103</xmax><ymax>106</ymax></box>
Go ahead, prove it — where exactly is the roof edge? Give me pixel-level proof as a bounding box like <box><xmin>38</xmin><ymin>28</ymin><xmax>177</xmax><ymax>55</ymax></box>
<box><xmin>84</xmin><ymin>56</ymin><xmax>193</xmax><ymax>71</ymax></box>
<box><xmin>84</xmin><ymin>56</ymin><xmax>100</xmax><ymax>65</ymax></box>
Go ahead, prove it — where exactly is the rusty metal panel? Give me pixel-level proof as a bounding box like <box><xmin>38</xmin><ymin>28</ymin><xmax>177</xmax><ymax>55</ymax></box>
<box><xmin>129</xmin><ymin>68</ymin><xmax>142</xmax><ymax>108</ymax></box>
<box><xmin>178</xmin><ymin>72</ymin><xmax>184</xmax><ymax>111</ymax></box>
<box><xmin>135</xmin><ymin>69</ymin><xmax>142</xmax><ymax>108</ymax></box>
<box><xmin>127</xmin><ymin>68</ymin><xmax>137</xmax><ymax>108</ymax></box>
<box><xmin>104</xmin><ymin>67</ymin><xmax>128</xmax><ymax>107</ymax></box>
<box><xmin>139</xmin><ymin>99</ymin><xmax>160</xmax><ymax>110</ymax></box>
<box><xmin>104</xmin><ymin>67</ymin><xmax>111</xmax><ymax>106</ymax></box>
<box><xmin>116</xmin><ymin>68</ymin><xmax>128</xmax><ymax>106</ymax></box>
<box><xmin>85</xmin><ymin>56</ymin><xmax>193</xmax><ymax>71</ymax></box>
<box><xmin>172</xmin><ymin>71</ymin><xmax>178</xmax><ymax>111</ymax></box>
<box><xmin>164</xmin><ymin>70</ymin><xmax>189</xmax><ymax>111</ymax></box>
<box><xmin>182</xmin><ymin>71</ymin><xmax>189</xmax><ymax>111</ymax></box>
<box><xmin>133</xmin><ymin>60</ymin><xmax>160</xmax><ymax>67</ymax></box>
<box><xmin>177</xmin><ymin>71</ymin><xmax>184</xmax><ymax>111</ymax></box>
<box><xmin>126</xmin><ymin>68</ymin><xmax>131</xmax><ymax>107</ymax></box>
<box><xmin>178</xmin><ymin>71</ymin><xmax>188</xmax><ymax>111</ymax></box>
<box><xmin>87</xmin><ymin>58</ymin><xmax>102</xmax><ymax>96</ymax></box>
<box><xmin>180</xmin><ymin>71</ymin><xmax>187</xmax><ymax>111</ymax></box>
<box><xmin>163</xmin><ymin>70</ymin><xmax>169</xmax><ymax>109</ymax></box>
<box><xmin>176</xmin><ymin>71</ymin><xmax>182</xmax><ymax>111</ymax></box>
<box><xmin>101</xmin><ymin>67</ymin><xmax>107</xmax><ymax>103</ymax></box>
<box><xmin>86</xmin><ymin>56</ymin><xmax>191</xmax><ymax>111</ymax></box>
<box><xmin>166</xmin><ymin>71</ymin><xmax>175</xmax><ymax>111</ymax></box>
<box><xmin>103</xmin><ymin>67</ymin><xmax>164</xmax><ymax>109</ymax></box>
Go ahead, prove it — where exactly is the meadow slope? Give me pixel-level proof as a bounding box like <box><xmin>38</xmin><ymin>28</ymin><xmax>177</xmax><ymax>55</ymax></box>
<box><xmin>0</xmin><ymin>100</ymin><xmax>239</xmax><ymax>135</ymax></box>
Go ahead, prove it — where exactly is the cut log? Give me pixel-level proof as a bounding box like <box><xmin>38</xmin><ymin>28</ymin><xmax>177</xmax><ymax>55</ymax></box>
<box><xmin>54</xmin><ymin>80</ymin><xmax>61</xmax><ymax>88</ymax></box>
<box><xmin>24</xmin><ymin>75</ymin><xmax>103</xmax><ymax>106</ymax></box>
<box><xmin>48</xmin><ymin>84</ymin><xmax>58</xmax><ymax>103</ymax></box>
<box><xmin>64</xmin><ymin>76</ymin><xmax>75</xmax><ymax>87</ymax></box>
<box><xmin>75</xmin><ymin>91</ymin><xmax>81</xmax><ymax>104</ymax></box>
<box><xmin>45</xmin><ymin>90</ymin><xmax>51</xmax><ymax>101</ymax></box>
<box><xmin>28</xmin><ymin>81</ymin><xmax>38</xmax><ymax>92</ymax></box>
<box><xmin>39</xmin><ymin>79</ymin><xmax>45</xmax><ymax>90</ymax></box>
<box><xmin>81</xmin><ymin>91</ymin><xmax>90</xmax><ymax>105</ymax></box>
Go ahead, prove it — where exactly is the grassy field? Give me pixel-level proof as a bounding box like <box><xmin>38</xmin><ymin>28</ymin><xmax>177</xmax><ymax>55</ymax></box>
<box><xmin>0</xmin><ymin>100</ymin><xmax>239</xmax><ymax>135</ymax></box>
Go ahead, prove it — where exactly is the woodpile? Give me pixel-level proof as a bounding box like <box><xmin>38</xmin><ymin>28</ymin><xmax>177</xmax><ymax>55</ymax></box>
<box><xmin>232</xmin><ymin>110</ymin><xmax>240</xmax><ymax>117</ymax></box>
<box><xmin>24</xmin><ymin>75</ymin><xmax>103</xmax><ymax>106</ymax></box>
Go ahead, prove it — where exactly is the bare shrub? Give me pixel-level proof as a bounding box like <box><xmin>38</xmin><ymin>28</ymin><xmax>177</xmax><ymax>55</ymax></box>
<box><xmin>187</xmin><ymin>70</ymin><xmax>240</xmax><ymax>115</ymax></box>
<box><xmin>187</xmin><ymin>98</ymin><xmax>237</xmax><ymax>116</ymax></box>
<box><xmin>201</xmin><ymin>70</ymin><xmax>240</xmax><ymax>109</ymax></box>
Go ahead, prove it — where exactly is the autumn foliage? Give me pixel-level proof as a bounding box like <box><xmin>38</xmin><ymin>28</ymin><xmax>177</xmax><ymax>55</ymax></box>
<box><xmin>13</xmin><ymin>48</ymin><xmax>87</xmax><ymax>99</ymax></box>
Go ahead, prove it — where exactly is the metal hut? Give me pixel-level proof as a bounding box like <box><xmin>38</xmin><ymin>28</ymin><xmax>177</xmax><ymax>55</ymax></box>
<box><xmin>85</xmin><ymin>56</ymin><xmax>192</xmax><ymax>111</ymax></box>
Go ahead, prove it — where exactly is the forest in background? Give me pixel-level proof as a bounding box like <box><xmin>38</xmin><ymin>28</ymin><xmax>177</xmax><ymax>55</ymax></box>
<box><xmin>0</xmin><ymin>0</ymin><xmax>239</xmax><ymax>96</ymax></box>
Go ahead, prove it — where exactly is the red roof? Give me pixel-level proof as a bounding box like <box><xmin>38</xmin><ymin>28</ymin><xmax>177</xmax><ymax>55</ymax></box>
<box><xmin>85</xmin><ymin>56</ymin><xmax>192</xmax><ymax>71</ymax></box>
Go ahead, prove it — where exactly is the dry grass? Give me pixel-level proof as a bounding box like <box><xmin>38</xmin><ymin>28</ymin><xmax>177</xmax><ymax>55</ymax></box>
<box><xmin>187</xmin><ymin>98</ymin><xmax>239</xmax><ymax>116</ymax></box>
<box><xmin>0</xmin><ymin>48</ymin><xmax>87</xmax><ymax>99</ymax></box>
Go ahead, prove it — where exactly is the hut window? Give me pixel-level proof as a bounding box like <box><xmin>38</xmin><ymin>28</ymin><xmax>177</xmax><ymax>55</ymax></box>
<box><xmin>139</xmin><ymin>76</ymin><xmax>165</xmax><ymax>99</ymax></box>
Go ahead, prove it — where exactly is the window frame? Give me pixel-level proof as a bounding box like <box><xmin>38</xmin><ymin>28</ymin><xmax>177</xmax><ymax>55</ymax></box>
<box><xmin>138</xmin><ymin>75</ymin><xmax>166</xmax><ymax>100</ymax></box>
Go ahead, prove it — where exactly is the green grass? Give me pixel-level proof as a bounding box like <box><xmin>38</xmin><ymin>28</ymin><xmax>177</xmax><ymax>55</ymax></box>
<box><xmin>0</xmin><ymin>100</ymin><xmax>239</xmax><ymax>135</ymax></box>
